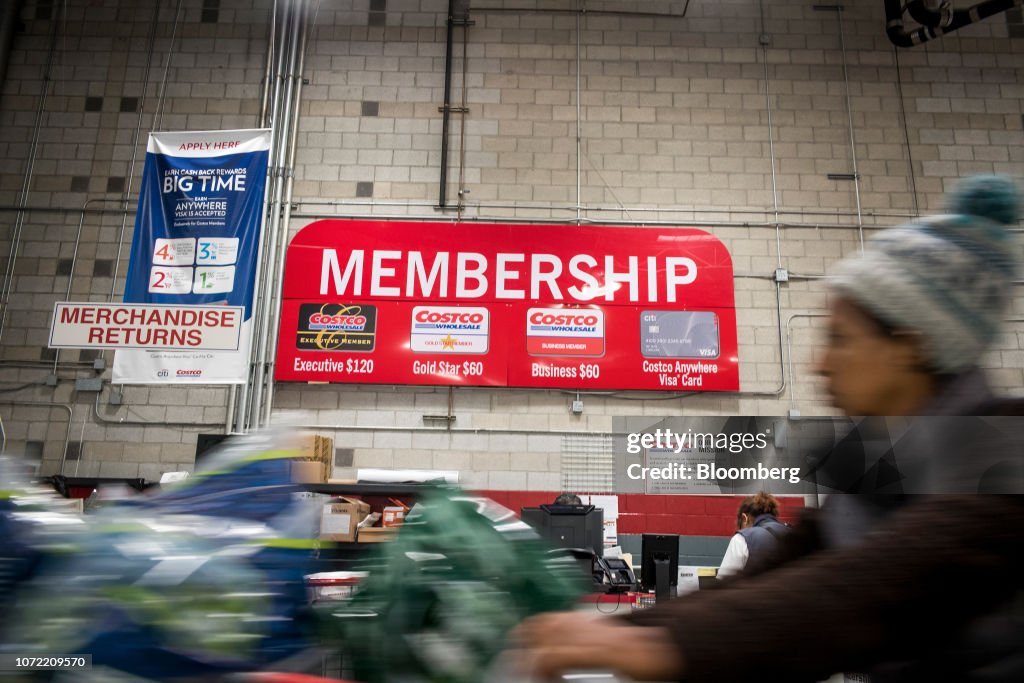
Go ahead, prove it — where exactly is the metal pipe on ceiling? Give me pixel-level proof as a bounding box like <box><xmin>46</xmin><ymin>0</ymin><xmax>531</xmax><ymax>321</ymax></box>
<box><xmin>813</xmin><ymin>4</ymin><xmax>865</xmax><ymax>253</ymax></box>
<box><xmin>0</xmin><ymin>205</ymin><xmax>132</xmax><ymax>215</ymax></box>
<box><xmin>759</xmin><ymin>0</ymin><xmax>782</xmax><ymax>271</ymax></box>
<box><xmin>287</xmin><ymin>197</ymin><xmax>932</xmax><ymax>221</ymax></box>
<box><xmin>885</xmin><ymin>0</ymin><xmax>1023</xmax><ymax>47</ymax></box>
<box><xmin>786</xmin><ymin>313</ymin><xmax>830</xmax><ymax>411</ymax></box>
<box><xmin>286</xmin><ymin>209</ymin><xmax>902</xmax><ymax>232</ymax></box>
<box><xmin>575</xmin><ymin>0</ymin><xmax>582</xmax><ymax>224</ymax></box>
<box><xmin>238</xmin><ymin>0</ymin><xmax>294</xmax><ymax>435</ymax></box>
<box><xmin>0</xmin><ymin>201</ymin><xmax>932</xmax><ymax>222</ymax></box>
<box><xmin>893</xmin><ymin>47</ymin><xmax>920</xmax><ymax>217</ymax></box>
<box><xmin>231</xmin><ymin>0</ymin><xmax>276</xmax><ymax>433</ymax></box>
<box><xmin>52</xmin><ymin>198</ymin><xmax>127</xmax><ymax>374</ymax></box>
<box><xmin>758</xmin><ymin>0</ymin><xmax>788</xmax><ymax>401</ymax></box>
<box><xmin>108</xmin><ymin>0</ymin><xmax>163</xmax><ymax>302</ymax></box>
<box><xmin>455</xmin><ymin>4</ymin><xmax>470</xmax><ymax>218</ymax></box>
<box><xmin>247</xmin><ymin>0</ymin><xmax>302</xmax><ymax>429</ymax></box>
<box><xmin>153</xmin><ymin>0</ymin><xmax>184</xmax><ymax>132</ymax></box>
<box><xmin>438</xmin><ymin>0</ymin><xmax>457</xmax><ymax>209</ymax></box>
<box><xmin>250</xmin><ymin>0</ymin><xmax>309</xmax><ymax>430</ymax></box>
<box><xmin>0</xmin><ymin>400</ymin><xmax>73</xmax><ymax>476</ymax></box>
<box><xmin>262</xmin><ymin>0</ymin><xmax>316</xmax><ymax>427</ymax></box>
<box><xmin>835</xmin><ymin>7</ymin><xmax>865</xmax><ymax>254</ymax></box>
<box><xmin>471</xmin><ymin>2</ymin><xmax>692</xmax><ymax>20</ymax></box>
<box><xmin>92</xmin><ymin>391</ymin><xmax>222</xmax><ymax>429</ymax></box>
<box><xmin>259</xmin><ymin>0</ymin><xmax>279</xmax><ymax>128</ymax></box>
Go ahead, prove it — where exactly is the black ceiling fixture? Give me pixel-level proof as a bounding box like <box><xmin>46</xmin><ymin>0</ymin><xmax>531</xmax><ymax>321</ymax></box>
<box><xmin>885</xmin><ymin>0</ymin><xmax>1023</xmax><ymax>47</ymax></box>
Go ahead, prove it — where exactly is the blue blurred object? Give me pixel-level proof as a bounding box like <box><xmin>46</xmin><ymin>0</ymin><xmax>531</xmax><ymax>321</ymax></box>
<box><xmin>0</xmin><ymin>428</ymin><xmax>322</xmax><ymax>681</ymax></box>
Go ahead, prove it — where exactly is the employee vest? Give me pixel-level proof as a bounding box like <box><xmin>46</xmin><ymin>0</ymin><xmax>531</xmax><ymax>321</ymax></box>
<box><xmin>737</xmin><ymin>513</ymin><xmax>790</xmax><ymax>567</ymax></box>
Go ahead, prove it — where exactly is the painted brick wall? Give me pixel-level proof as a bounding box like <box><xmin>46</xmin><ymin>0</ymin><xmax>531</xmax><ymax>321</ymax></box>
<box><xmin>0</xmin><ymin>0</ymin><xmax>1020</xmax><ymax>487</ymax></box>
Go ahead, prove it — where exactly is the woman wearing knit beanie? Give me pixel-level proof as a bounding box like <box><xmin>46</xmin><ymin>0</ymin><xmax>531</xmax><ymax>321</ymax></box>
<box><xmin>515</xmin><ymin>176</ymin><xmax>1023</xmax><ymax>683</ymax></box>
<box><xmin>820</xmin><ymin>174</ymin><xmax>1020</xmax><ymax>416</ymax></box>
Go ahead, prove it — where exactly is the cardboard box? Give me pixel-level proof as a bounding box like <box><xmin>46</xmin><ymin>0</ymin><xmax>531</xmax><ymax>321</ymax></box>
<box><xmin>291</xmin><ymin>434</ymin><xmax>332</xmax><ymax>483</ymax></box>
<box><xmin>291</xmin><ymin>460</ymin><xmax>327</xmax><ymax>484</ymax></box>
<box><xmin>320</xmin><ymin>497</ymin><xmax>371</xmax><ymax>542</ymax></box>
<box><xmin>358</xmin><ymin>527</ymin><xmax>399</xmax><ymax>543</ymax></box>
<box><xmin>382</xmin><ymin>506</ymin><xmax>406</xmax><ymax>528</ymax></box>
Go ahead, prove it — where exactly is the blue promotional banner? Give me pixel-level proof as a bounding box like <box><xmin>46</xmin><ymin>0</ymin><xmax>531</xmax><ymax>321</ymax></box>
<box><xmin>113</xmin><ymin>129</ymin><xmax>271</xmax><ymax>384</ymax></box>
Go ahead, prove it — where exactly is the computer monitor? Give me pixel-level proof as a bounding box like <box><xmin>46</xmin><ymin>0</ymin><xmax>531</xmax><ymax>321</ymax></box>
<box><xmin>520</xmin><ymin>504</ymin><xmax>604</xmax><ymax>557</ymax></box>
<box><xmin>641</xmin><ymin>534</ymin><xmax>679</xmax><ymax>603</ymax></box>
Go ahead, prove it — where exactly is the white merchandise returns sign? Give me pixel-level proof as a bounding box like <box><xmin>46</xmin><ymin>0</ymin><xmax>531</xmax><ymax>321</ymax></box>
<box><xmin>50</xmin><ymin>302</ymin><xmax>243</xmax><ymax>351</ymax></box>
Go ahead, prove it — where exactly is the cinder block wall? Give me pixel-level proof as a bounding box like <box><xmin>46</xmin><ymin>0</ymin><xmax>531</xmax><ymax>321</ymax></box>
<box><xmin>0</xmin><ymin>0</ymin><xmax>1021</xmax><ymax>487</ymax></box>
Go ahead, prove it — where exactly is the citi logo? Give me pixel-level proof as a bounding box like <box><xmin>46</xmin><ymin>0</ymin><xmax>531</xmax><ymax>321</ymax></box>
<box><xmin>157</xmin><ymin>370</ymin><xmax>169</xmax><ymax>378</ymax></box>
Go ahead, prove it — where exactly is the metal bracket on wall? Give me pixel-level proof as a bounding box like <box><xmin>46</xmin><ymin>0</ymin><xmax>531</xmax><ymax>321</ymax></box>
<box><xmin>422</xmin><ymin>387</ymin><xmax>457</xmax><ymax>430</ymax></box>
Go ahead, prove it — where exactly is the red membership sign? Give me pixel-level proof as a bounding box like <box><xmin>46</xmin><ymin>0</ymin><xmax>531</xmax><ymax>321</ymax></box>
<box><xmin>275</xmin><ymin>220</ymin><xmax>739</xmax><ymax>391</ymax></box>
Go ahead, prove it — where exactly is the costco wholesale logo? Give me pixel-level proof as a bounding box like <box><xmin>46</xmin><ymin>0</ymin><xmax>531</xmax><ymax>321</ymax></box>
<box><xmin>176</xmin><ymin>369</ymin><xmax>203</xmax><ymax>377</ymax></box>
<box><xmin>526</xmin><ymin>307</ymin><xmax>605</xmax><ymax>357</ymax></box>
<box><xmin>296</xmin><ymin>303</ymin><xmax>377</xmax><ymax>352</ymax></box>
<box><xmin>308</xmin><ymin>312</ymin><xmax>367</xmax><ymax>331</ymax></box>
<box><xmin>410</xmin><ymin>306</ymin><xmax>489</xmax><ymax>354</ymax></box>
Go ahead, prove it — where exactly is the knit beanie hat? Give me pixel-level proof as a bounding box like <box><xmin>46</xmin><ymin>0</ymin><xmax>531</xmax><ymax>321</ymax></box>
<box><xmin>828</xmin><ymin>174</ymin><xmax>1020</xmax><ymax>374</ymax></box>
